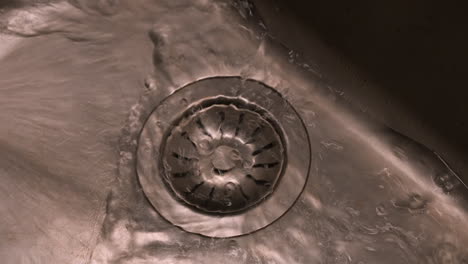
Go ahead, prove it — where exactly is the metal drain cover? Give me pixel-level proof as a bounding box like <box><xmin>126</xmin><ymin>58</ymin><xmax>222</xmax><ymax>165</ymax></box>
<box><xmin>163</xmin><ymin>101</ymin><xmax>286</xmax><ymax>214</ymax></box>
<box><xmin>137</xmin><ymin>77</ymin><xmax>310</xmax><ymax>237</ymax></box>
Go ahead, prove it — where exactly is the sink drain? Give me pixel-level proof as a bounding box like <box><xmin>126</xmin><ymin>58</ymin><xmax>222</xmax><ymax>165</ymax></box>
<box><xmin>162</xmin><ymin>99</ymin><xmax>285</xmax><ymax>214</ymax></box>
<box><xmin>137</xmin><ymin>77</ymin><xmax>310</xmax><ymax>237</ymax></box>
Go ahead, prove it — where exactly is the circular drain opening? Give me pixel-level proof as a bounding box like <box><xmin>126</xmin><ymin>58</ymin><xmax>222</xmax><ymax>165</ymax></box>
<box><xmin>137</xmin><ymin>77</ymin><xmax>310</xmax><ymax>237</ymax></box>
<box><xmin>161</xmin><ymin>99</ymin><xmax>286</xmax><ymax>214</ymax></box>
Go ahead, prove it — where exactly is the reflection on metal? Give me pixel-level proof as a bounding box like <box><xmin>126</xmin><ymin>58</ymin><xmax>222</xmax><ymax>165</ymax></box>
<box><xmin>1</xmin><ymin>0</ymin><xmax>468</xmax><ymax>263</ymax></box>
<box><xmin>137</xmin><ymin>77</ymin><xmax>310</xmax><ymax>237</ymax></box>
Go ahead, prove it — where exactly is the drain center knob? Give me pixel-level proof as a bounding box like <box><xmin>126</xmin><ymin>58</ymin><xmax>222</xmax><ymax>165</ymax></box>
<box><xmin>211</xmin><ymin>146</ymin><xmax>239</xmax><ymax>171</ymax></box>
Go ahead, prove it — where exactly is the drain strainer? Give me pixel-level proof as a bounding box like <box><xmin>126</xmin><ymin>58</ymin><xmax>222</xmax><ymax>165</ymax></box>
<box><xmin>137</xmin><ymin>77</ymin><xmax>310</xmax><ymax>237</ymax></box>
<box><xmin>162</xmin><ymin>100</ymin><xmax>285</xmax><ymax>214</ymax></box>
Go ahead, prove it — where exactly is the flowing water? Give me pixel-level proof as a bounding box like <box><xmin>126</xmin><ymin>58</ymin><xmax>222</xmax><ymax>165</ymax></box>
<box><xmin>1</xmin><ymin>1</ymin><xmax>467</xmax><ymax>263</ymax></box>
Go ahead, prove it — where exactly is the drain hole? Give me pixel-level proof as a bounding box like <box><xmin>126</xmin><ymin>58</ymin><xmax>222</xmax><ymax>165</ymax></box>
<box><xmin>234</xmin><ymin>113</ymin><xmax>245</xmax><ymax>137</ymax></box>
<box><xmin>245</xmin><ymin>126</ymin><xmax>263</xmax><ymax>144</ymax></box>
<box><xmin>239</xmin><ymin>186</ymin><xmax>250</xmax><ymax>201</ymax></box>
<box><xmin>173</xmin><ymin>171</ymin><xmax>191</xmax><ymax>178</ymax></box>
<box><xmin>172</xmin><ymin>152</ymin><xmax>196</xmax><ymax>162</ymax></box>
<box><xmin>252</xmin><ymin>162</ymin><xmax>280</xmax><ymax>169</ymax></box>
<box><xmin>218</xmin><ymin>111</ymin><xmax>225</xmax><ymax>124</ymax></box>
<box><xmin>218</xmin><ymin>111</ymin><xmax>225</xmax><ymax>137</ymax></box>
<box><xmin>246</xmin><ymin>174</ymin><xmax>272</xmax><ymax>187</ymax></box>
<box><xmin>186</xmin><ymin>181</ymin><xmax>205</xmax><ymax>194</ymax></box>
<box><xmin>213</xmin><ymin>168</ymin><xmax>232</xmax><ymax>175</ymax></box>
<box><xmin>181</xmin><ymin>131</ymin><xmax>198</xmax><ymax>150</ymax></box>
<box><xmin>196</xmin><ymin>118</ymin><xmax>213</xmax><ymax>139</ymax></box>
<box><xmin>204</xmin><ymin>187</ymin><xmax>215</xmax><ymax>204</ymax></box>
<box><xmin>252</xmin><ymin>141</ymin><xmax>276</xmax><ymax>156</ymax></box>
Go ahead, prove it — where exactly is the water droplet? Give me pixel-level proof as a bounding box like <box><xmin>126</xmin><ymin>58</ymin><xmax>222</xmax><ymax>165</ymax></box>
<box><xmin>408</xmin><ymin>194</ymin><xmax>426</xmax><ymax>210</ymax></box>
<box><xmin>365</xmin><ymin>246</ymin><xmax>376</xmax><ymax>252</ymax></box>
<box><xmin>144</xmin><ymin>76</ymin><xmax>157</xmax><ymax>90</ymax></box>
<box><xmin>376</xmin><ymin>204</ymin><xmax>388</xmax><ymax>216</ymax></box>
<box><xmin>346</xmin><ymin>207</ymin><xmax>360</xmax><ymax>216</ymax></box>
<box><xmin>392</xmin><ymin>194</ymin><xmax>428</xmax><ymax>212</ymax></box>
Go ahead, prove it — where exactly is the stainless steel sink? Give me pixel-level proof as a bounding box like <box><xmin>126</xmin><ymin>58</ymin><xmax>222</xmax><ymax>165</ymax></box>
<box><xmin>0</xmin><ymin>1</ymin><xmax>467</xmax><ymax>263</ymax></box>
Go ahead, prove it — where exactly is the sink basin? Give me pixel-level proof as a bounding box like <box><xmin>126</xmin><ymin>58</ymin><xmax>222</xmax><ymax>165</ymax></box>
<box><xmin>0</xmin><ymin>1</ymin><xmax>467</xmax><ymax>263</ymax></box>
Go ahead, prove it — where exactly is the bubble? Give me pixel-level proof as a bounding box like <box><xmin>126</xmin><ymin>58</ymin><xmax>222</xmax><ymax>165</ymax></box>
<box><xmin>435</xmin><ymin>173</ymin><xmax>459</xmax><ymax>192</ymax></box>
<box><xmin>445</xmin><ymin>182</ymin><xmax>455</xmax><ymax>192</ymax></box>
<box><xmin>393</xmin><ymin>194</ymin><xmax>428</xmax><ymax>212</ymax></box>
<box><xmin>376</xmin><ymin>204</ymin><xmax>388</xmax><ymax>216</ymax></box>
<box><xmin>144</xmin><ymin>76</ymin><xmax>157</xmax><ymax>90</ymax></box>
<box><xmin>346</xmin><ymin>207</ymin><xmax>360</xmax><ymax>216</ymax></box>
<box><xmin>198</xmin><ymin>139</ymin><xmax>211</xmax><ymax>151</ymax></box>
<box><xmin>408</xmin><ymin>194</ymin><xmax>427</xmax><ymax>210</ymax></box>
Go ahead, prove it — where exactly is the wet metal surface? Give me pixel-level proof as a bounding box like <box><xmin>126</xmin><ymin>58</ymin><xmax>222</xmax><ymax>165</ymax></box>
<box><xmin>0</xmin><ymin>0</ymin><xmax>467</xmax><ymax>263</ymax></box>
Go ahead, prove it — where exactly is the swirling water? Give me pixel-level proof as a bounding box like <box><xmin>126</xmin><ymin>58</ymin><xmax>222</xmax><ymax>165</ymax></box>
<box><xmin>1</xmin><ymin>1</ymin><xmax>467</xmax><ymax>263</ymax></box>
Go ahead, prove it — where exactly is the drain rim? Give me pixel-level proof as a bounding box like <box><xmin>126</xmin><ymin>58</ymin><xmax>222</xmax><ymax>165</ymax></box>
<box><xmin>137</xmin><ymin>77</ymin><xmax>311</xmax><ymax>238</ymax></box>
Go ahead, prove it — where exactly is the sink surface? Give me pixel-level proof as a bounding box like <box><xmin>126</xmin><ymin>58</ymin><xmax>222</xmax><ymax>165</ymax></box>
<box><xmin>0</xmin><ymin>1</ymin><xmax>467</xmax><ymax>263</ymax></box>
